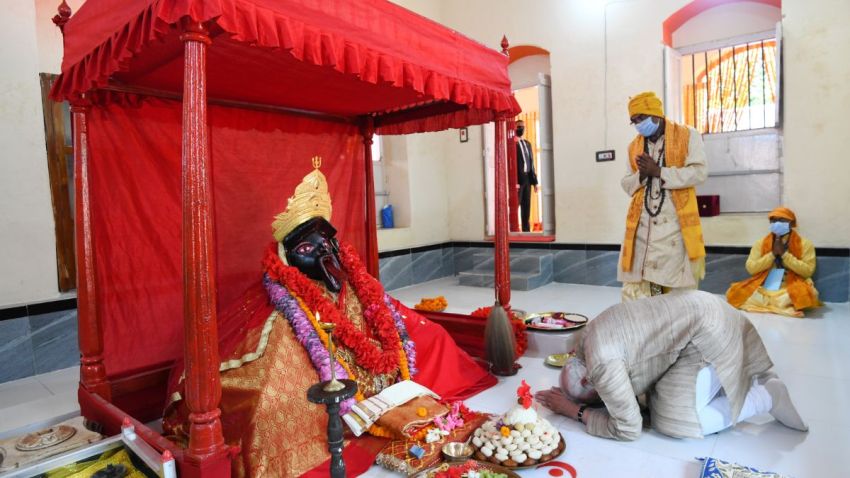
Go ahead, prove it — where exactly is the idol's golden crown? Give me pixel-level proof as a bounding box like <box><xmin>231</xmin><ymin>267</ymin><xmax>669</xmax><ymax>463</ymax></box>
<box><xmin>272</xmin><ymin>157</ymin><xmax>332</xmax><ymax>242</ymax></box>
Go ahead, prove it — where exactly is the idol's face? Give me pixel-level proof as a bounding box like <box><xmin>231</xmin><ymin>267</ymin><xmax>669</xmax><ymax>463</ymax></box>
<box><xmin>283</xmin><ymin>218</ymin><xmax>344</xmax><ymax>293</ymax></box>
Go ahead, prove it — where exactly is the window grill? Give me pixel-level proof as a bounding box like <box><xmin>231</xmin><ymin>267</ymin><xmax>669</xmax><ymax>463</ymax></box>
<box><xmin>681</xmin><ymin>39</ymin><xmax>776</xmax><ymax>134</ymax></box>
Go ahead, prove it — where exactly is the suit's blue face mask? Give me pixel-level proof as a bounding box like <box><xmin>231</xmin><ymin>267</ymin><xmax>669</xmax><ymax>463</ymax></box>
<box><xmin>770</xmin><ymin>221</ymin><xmax>791</xmax><ymax>236</ymax></box>
<box><xmin>635</xmin><ymin>117</ymin><xmax>660</xmax><ymax>137</ymax></box>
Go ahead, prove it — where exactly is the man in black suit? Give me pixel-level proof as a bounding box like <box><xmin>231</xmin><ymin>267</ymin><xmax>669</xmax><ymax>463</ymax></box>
<box><xmin>515</xmin><ymin>120</ymin><xmax>538</xmax><ymax>232</ymax></box>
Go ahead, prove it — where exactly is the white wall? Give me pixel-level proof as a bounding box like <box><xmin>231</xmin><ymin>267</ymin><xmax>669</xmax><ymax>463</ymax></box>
<box><xmin>376</xmin><ymin>131</ymin><xmax>455</xmax><ymax>251</ymax></box>
<box><xmin>781</xmin><ymin>0</ymin><xmax>850</xmax><ymax>248</ymax></box>
<box><xmin>35</xmin><ymin>0</ymin><xmax>86</xmax><ymax>74</ymax></box>
<box><xmin>391</xmin><ymin>0</ymin><xmax>850</xmax><ymax>249</ymax></box>
<box><xmin>0</xmin><ymin>0</ymin><xmax>63</xmax><ymax>307</ymax></box>
<box><xmin>509</xmin><ymin>54</ymin><xmax>551</xmax><ymax>90</ymax></box>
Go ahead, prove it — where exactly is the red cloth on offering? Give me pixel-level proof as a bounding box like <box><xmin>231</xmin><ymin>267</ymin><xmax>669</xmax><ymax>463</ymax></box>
<box><xmin>300</xmin><ymin>438</ymin><xmax>388</xmax><ymax>478</ymax></box>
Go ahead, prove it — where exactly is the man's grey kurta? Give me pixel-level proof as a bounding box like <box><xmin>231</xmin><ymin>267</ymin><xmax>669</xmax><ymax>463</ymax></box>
<box><xmin>577</xmin><ymin>290</ymin><xmax>773</xmax><ymax>440</ymax></box>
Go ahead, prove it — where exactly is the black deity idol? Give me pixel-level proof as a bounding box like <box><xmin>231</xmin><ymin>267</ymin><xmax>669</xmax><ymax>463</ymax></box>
<box><xmin>283</xmin><ymin>217</ymin><xmax>345</xmax><ymax>292</ymax></box>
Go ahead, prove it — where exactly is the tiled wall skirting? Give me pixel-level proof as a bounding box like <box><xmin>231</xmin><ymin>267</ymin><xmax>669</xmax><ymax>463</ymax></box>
<box><xmin>379</xmin><ymin>242</ymin><xmax>850</xmax><ymax>303</ymax></box>
<box><xmin>1</xmin><ymin>243</ymin><xmax>845</xmax><ymax>385</ymax></box>
<box><xmin>0</xmin><ymin>310</ymin><xmax>79</xmax><ymax>384</ymax></box>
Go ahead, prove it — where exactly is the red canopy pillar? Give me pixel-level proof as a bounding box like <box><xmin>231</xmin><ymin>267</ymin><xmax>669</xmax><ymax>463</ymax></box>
<box><xmin>71</xmin><ymin>100</ymin><xmax>111</xmax><ymax>401</ymax></box>
<box><xmin>179</xmin><ymin>20</ymin><xmax>229</xmax><ymax>474</ymax></box>
<box><xmin>507</xmin><ymin>117</ymin><xmax>519</xmax><ymax>233</ymax></box>
<box><xmin>502</xmin><ymin>37</ymin><xmax>519</xmax><ymax>233</ymax></box>
<box><xmin>361</xmin><ymin>117</ymin><xmax>380</xmax><ymax>277</ymax></box>
<box><xmin>494</xmin><ymin>118</ymin><xmax>511</xmax><ymax>308</ymax></box>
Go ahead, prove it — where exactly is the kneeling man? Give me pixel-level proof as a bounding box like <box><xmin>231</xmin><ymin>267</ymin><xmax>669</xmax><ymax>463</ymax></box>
<box><xmin>536</xmin><ymin>290</ymin><xmax>806</xmax><ymax>440</ymax></box>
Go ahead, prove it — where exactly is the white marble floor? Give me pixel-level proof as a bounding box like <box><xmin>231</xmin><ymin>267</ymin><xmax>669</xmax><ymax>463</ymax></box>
<box><xmin>0</xmin><ymin>365</ymin><xmax>79</xmax><ymax>439</ymax></box>
<box><xmin>377</xmin><ymin>278</ymin><xmax>850</xmax><ymax>478</ymax></box>
<box><xmin>1</xmin><ymin>278</ymin><xmax>847</xmax><ymax>477</ymax></box>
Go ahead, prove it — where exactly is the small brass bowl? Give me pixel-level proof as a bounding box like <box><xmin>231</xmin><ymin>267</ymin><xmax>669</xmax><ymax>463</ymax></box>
<box><xmin>441</xmin><ymin>442</ymin><xmax>474</xmax><ymax>462</ymax></box>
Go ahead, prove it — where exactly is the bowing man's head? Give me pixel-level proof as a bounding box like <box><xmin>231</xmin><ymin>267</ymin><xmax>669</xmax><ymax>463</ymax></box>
<box><xmin>560</xmin><ymin>355</ymin><xmax>600</xmax><ymax>404</ymax></box>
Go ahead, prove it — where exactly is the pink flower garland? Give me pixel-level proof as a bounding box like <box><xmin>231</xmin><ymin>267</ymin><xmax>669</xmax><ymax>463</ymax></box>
<box><xmin>264</xmin><ymin>275</ymin><xmax>355</xmax><ymax>415</ymax></box>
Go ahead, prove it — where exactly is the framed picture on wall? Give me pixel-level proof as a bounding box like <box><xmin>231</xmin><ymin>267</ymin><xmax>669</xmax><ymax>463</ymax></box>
<box><xmin>459</xmin><ymin>127</ymin><xmax>468</xmax><ymax>143</ymax></box>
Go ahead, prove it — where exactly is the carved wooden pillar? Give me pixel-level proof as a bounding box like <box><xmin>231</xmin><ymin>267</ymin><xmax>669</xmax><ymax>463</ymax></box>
<box><xmin>494</xmin><ymin>118</ymin><xmax>511</xmax><ymax>308</ymax></box>
<box><xmin>507</xmin><ymin>117</ymin><xmax>519</xmax><ymax>233</ymax></box>
<box><xmin>179</xmin><ymin>20</ymin><xmax>227</xmax><ymax>464</ymax></box>
<box><xmin>361</xmin><ymin>117</ymin><xmax>380</xmax><ymax>278</ymax></box>
<box><xmin>72</xmin><ymin>101</ymin><xmax>111</xmax><ymax>401</ymax></box>
<box><xmin>501</xmin><ymin>36</ymin><xmax>520</xmax><ymax>233</ymax></box>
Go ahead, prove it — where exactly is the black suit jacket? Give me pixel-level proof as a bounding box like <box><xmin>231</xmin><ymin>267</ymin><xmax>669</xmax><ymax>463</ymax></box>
<box><xmin>515</xmin><ymin>138</ymin><xmax>538</xmax><ymax>186</ymax></box>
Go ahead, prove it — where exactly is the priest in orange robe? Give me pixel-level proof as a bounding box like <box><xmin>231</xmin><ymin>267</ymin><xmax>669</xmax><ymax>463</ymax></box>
<box><xmin>727</xmin><ymin>207</ymin><xmax>820</xmax><ymax>318</ymax></box>
<box><xmin>618</xmin><ymin>91</ymin><xmax>707</xmax><ymax>301</ymax></box>
<box><xmin>163</xmin><ymin>159</ymin><xmax>495</xmax><ymax>477</ymax></box>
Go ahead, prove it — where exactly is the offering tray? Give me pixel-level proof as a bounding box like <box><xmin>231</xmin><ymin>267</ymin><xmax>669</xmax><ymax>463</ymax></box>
<box><xmin>524</xmin><ymin>312</ymin><xmax>587</xmax><ymax>332</ymax></box>
<box><xmin>472</xmin><ymin>432</ymin><xmax>566</xmax><ymax>470</ymax></box>
<box><xmin>412</xmin><ymin>459</ymin><xmax>521</xmax><ymax>478</ymax></box>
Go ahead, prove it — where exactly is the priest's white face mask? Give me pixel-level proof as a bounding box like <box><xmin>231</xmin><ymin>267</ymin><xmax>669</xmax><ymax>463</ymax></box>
<box><xmin>560</xmin><ymin>356</ymin><xmax>599</xmax><ymax>403</ymax></box>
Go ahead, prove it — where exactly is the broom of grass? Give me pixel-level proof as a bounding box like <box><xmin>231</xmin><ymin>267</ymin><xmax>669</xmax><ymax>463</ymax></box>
<box><xmin>484</xmin><ymin>301</ymin><xmax>517</xmax><ymax>375</ymax></box>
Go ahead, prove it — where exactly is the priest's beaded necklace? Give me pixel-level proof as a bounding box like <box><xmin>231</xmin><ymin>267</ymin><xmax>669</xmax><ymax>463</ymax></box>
<box><xmin>643</xmin><ymin>138</ymin><xmax>666</xmax><ymax>218</ymax></box>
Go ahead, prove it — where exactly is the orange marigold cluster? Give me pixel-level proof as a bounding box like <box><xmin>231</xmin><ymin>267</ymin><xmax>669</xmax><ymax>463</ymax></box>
<box><xmin>414</xmin><ymin>296</ymin><xmax>448</xmax><ymax>312</ymax></box>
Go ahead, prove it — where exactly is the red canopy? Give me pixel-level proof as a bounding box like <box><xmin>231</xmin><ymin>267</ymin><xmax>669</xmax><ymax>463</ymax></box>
<box><xmin>52</xmin><ymin>0</ymin><xmax>518</xmax><ymax>133</ymax></box>
<box><xmin>53</xmin><ymin>1</ymin><xmax>518</xmax><ymax>473</ymax></box>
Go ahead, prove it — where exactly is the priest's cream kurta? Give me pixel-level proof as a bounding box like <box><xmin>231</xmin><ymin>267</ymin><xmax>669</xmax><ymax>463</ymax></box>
<box><xmin>618</xmin><ymin>128</ymin><xmax>707</xmax><ymax>293</ymax></box>
<box><xmin>577</xmin><ymin>290</ymin><xmax>773</xmax><ymax>440</ymax></box>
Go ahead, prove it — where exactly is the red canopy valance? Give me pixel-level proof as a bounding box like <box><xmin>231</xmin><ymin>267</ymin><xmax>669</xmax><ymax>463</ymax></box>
<box><xmin>52</xmin><ymin>0</ymin><xmax>519</xmax><ymax>133</ymax></box>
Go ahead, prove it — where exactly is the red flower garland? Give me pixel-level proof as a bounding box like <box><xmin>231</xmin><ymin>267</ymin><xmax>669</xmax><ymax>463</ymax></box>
<box><xmin>470</xmin><ymin>306</ymin><xmax>528</xmax><ymax>358</ymax></box>
<box><xmin>263</xmin><ymin>243</ymin><xmax>402</xmax><ymax>374</ymax></box>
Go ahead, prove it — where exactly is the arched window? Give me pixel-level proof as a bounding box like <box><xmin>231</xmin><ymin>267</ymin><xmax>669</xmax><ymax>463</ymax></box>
<box><xmin>663</xmin><ymin>0</ymin><xmax>783</xmax><ymax>214</ymax></box>
<box><xmin>681</xmin><ymin>38</ymin><xmax>777</xmax><ymax>133</ymax></box>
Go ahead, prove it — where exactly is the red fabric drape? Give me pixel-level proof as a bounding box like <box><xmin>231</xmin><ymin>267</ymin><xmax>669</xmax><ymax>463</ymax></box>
<box><xmin>87</xmin><ymin>98</ymin><xmax>365</xmax><ymax>376</ymax></box>
<box><xmin>52</xmin><ymin>0</ymin><xmax>520</xmax><ymax>133</ymax></box>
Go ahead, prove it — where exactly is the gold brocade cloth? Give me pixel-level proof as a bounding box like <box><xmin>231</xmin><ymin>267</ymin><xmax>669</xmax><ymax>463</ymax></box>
<box><xmin>164</xmin><ymin>281</ymin><xmax>400</xmax><ymax>477</ymax></box>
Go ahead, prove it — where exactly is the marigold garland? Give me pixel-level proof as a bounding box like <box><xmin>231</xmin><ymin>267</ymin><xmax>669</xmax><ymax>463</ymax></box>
<box><xmin>263</xmin><ymin>242</ymin><xmax>403</xmax><ymax>374</ymax></box>
<box><xmin>385</xmin><ymin>297</ymin><xmax>417</xmax><ymax>377</ymax></box>
<box><xmin>470</xmin><ymin>306</ymin><xmax>528</xmax><ymax>357</ymax></box>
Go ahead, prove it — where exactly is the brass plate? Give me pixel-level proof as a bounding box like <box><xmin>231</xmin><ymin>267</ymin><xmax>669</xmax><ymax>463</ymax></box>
<box><xmin>544</xmin><ymin>352</ymin><xmax>575</xmax><ymax>368</ymax></box>
<box><xmin>15</xmin><ymin>425</ymin><xmax>77</xmax><ymax>452</ymax></box>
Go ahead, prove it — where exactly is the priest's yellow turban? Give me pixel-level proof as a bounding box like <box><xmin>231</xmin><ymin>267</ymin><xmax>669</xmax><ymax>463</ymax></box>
<box><xmin>769</xmin><ymin>206</ymin><xmax>797</xmax><ymax>227</ymax></box>
<box><xmin>628</xmin><ymin>91</ymin><xmax>664</xmax><ymax>118</ymax></box>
